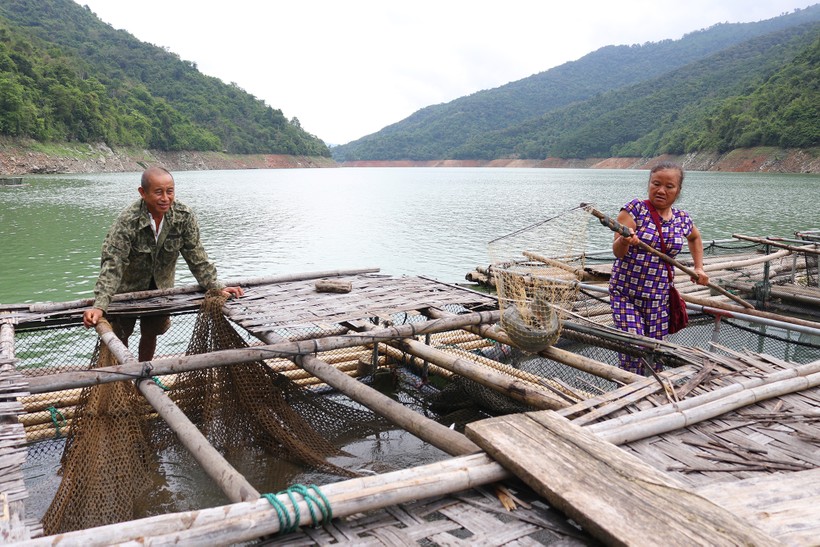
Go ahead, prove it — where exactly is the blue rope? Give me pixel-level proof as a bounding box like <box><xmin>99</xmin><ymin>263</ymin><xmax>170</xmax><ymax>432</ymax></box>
<box><xmin>46</xmin><ymin>406</ymin><xmax>67</xmax><ymax>438</ymax></box>
<box><xmin>261</xmin><ymin>484</ymin><xmax>333</xmax><ymax>534</ymax></box>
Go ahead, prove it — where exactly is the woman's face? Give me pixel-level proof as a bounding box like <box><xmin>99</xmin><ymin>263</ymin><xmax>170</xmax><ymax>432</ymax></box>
<box><xmin>647</xmin><ymin>168</ymin><xmax>681</xmax><ymax>210</ymax></box>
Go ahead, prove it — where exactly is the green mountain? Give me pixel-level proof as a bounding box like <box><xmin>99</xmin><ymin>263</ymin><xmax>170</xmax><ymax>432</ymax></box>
<box><xmin>0</xmin><ymin>0</ymin><xmax>329</xmax><ymax>156</ymax></box>
<box><xmin>332</xmin><ymin>6</ymin><xmax>820</xmax><ymax>161</ymax></box>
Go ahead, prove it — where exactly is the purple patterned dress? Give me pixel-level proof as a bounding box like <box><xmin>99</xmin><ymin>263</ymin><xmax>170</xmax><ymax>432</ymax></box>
<box><xmin>609</xmin><ymin>199</ymin><xmax>693</xmax><ymax>374</ymax></box>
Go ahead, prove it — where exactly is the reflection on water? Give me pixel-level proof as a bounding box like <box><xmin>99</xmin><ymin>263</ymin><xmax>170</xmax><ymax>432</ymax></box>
<box><xmin>2</xmin><ymin>168</ymin><xmax>818</xmax><ymax>304</ymax></box>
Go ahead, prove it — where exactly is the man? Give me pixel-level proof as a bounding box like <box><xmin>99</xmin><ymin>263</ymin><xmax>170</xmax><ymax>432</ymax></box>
<box><xmin>83</xmin><ymin>166</ymin><xmax>243</xmax><ymax>360</ymax></box>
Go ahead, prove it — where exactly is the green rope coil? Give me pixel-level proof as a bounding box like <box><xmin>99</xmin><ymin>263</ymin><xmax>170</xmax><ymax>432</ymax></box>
<box><xmin>152</xmin><ymin>376</ymin><xmax>170</xmax><ymax>391</ymax></box>
<box><xmin>46</xmin><ymin>405</ymin><xmax>67</xmax><ymax>439</ymax></box>
<box><xmin>262</xmin><ymin>484</ymin><xmax>333</xmax><ymax>534</ymax></box>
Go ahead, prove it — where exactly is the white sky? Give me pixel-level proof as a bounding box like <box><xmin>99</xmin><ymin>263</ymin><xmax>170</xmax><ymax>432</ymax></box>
<box><xmin>76</xmin><ymin>0</ymin><xmax>816</xmax><ymax>145</ymax></box>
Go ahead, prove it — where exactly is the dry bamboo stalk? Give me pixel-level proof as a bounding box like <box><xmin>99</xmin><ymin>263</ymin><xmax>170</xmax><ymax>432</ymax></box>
<box><xmin>19</xmin><ymin>406</ymin><xmax>77</xmax><ymax>428</ymax></box>
<box><xmin>281</xmin><ymin>360</ymin><xmax>362</xmax><ymax>381</ymax></box>
<box><xmin>682</xmin><ymin>292</ymin><xmax>820</xmax><ymax>330</ymax></box>
<box><xmin>732</xmin><ymin>234</ymin><xmax>820</xmax><ymax>255</ymax></box>
<box><xmin>25</xmin><ymin>423</ymin><xmax>72</xmax><ymax>443</ymax></box>
<box><xmin>391</xmin><ymin>338</ymin><xmax>568</xmax><ymax>410</ymax></box>
<box><xmin>377</xmin><ymin>343</ymin><xmax>454</xmax><ymax>378</ymax></box>
<box><xmin>587</xmin><ymin>358</ymin><xmax>820</xmax><ymax>434</ymax></box>
<box><xmin>522</xmin><ymin>251</ymin><xmax>591</xmax><ymax>280</ymax></box>
<box><xmin>444</xmin><ymin>345</ymin><xmax>584</xmax><ymax>403</ymax></box>
<box><xmin>27</xmin><ymin>310</ymin><xmax>502</xmax><ymax>394</ymax></box>
<box><xmin>293</xmin><ymin>351</ymin><xmax>481</xmax><ymax>456</ymax></box>
<box><xmin>138</xmin><ymin>379</ymin><xmax>261</xmax><ymax>503</ymax></box>
<box><xmin>17</xmin><ymin>453</ymin><xmax>509</xmax><ymax>546</ymax></box>
<box><xmin>25</xmin><ymin>268</ymin><xmax>381</xmax><ymax>314</ymax></box>
<box><xmin>427</xmin><ymin>308</ymin><xmax>642</xmax><ymax>385</ymax></box>
<box><xmin>21</xmin><ymin>389</ymin><xmax>83</xmax><ymax>413</ymax></box>
<box><xmin>0</xmin><ymin>320</ymin><xmax>14</xmax><ymax>360</ymax></box>
<box><xmin>595</xmin><ymin>369</ymin><xmax>820</xmax><ymax>445</ymax></box>
<box><xmin>702</xmin><ymin>248</ymin><xmax>792</xmax><ymax>271</ymax></box>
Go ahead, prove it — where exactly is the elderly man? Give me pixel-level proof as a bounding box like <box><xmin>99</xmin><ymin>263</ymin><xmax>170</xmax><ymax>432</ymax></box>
<box><xmin>83</xmin><ymin>166</ymin><xmax>243</xmax><ymax>360</ymax></box>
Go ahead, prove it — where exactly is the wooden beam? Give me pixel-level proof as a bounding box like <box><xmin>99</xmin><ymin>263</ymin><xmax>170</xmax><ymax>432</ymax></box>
<box><xmin>466</xmin><ymin>410</ymin><xmax>778</xmax><ymax>546</ymax></box>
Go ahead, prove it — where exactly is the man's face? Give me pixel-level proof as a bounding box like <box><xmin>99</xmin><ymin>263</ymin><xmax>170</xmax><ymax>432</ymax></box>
<box><xmin>139</xmin><ymin>172</ymin><xmax>175</xmax><ymax>218</ymax></box>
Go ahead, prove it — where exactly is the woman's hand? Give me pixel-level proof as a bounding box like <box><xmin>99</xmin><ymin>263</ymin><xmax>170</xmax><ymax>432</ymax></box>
<box><xmin>691</xmin><ymin>267</ymin><xmax>709</xmax><ymax>286</ymax></box>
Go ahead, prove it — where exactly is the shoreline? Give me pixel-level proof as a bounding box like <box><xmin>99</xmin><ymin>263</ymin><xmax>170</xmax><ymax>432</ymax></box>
<box><xmin>1</xmin><ymin>139</ymin><xmax>817</xmax><ymax>174</ymax></box>
<box><xmin>340</xmin><ymin>148</ymin><xmax>820</xmax><ymax>173</ymax></box>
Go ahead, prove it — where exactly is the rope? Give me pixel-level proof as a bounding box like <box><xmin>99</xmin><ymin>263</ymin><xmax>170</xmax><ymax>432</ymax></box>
<box><xmin>262</xmin><ymin>484</ymin><xmax>333</xmax><ymax>534</ymax></box>
<box><xmin>152</xmin><ymin>376</ymin><xmax>170</xmax><ymax>390</ymax></box>
<box><xmin>46</xmin><ymin>405</ymin><xmax>67</xmax><ymax>438</ymax></box>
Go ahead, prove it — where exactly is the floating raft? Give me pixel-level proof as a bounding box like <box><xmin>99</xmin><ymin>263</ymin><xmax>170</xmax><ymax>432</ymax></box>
<box><xmin>2</xmin><ymin>267</ymin><xmax>819</xmax><ymax>545</ymax></box>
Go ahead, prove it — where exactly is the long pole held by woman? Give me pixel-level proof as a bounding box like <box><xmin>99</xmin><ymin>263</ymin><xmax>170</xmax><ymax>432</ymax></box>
<box><xmin>608</xmin><ymin>162</ymin><xmax>709</xmax><ymax>376</ymax></box>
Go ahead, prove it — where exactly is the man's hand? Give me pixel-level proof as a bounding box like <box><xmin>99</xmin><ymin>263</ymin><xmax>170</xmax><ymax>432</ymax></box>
<box><xmin>222</xmin><ymin>286</ymin><xmax>244</xmax><ymax>299</ymax></box>
<box><xmin>83</xmin><ymin>308</ymin><xmax>104</xmax><ymax>328</ymax></box>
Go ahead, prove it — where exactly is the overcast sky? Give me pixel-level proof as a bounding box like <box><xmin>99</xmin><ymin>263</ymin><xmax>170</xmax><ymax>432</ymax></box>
<box><xmin>77</xmin><ymin>0</ymin><xmax>816</xmax><ymax>145</ymax></box>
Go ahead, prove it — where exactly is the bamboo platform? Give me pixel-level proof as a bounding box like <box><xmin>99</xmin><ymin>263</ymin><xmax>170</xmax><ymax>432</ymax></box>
<box><xmin>2</xmin><ymin>266</ymin><xmax>820</xmax><ymax>545</ymax></box>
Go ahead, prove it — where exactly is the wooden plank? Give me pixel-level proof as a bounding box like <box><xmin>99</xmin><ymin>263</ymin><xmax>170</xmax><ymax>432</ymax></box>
<box><xmin>465</xmin><ymin>410</ymin><xmax>779</xmax><ymax>546</ymax></box>
<box><xmin>696</xmin><ymin>468</ymin><xmax>820</xmax><ymax>545</ymax></box>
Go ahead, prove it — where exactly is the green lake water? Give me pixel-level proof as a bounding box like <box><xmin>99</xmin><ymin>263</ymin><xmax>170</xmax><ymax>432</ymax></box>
<box><xmin>1</xmin><ymin>167</ymin><xmax>818</xmax><ymax>305</ymax></box>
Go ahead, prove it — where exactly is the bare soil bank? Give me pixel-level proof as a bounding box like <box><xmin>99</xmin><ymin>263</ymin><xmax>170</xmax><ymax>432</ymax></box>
<box><xmin>341</xmin><ymin>147</ymin><xmax>820</xmax><ymax>174</ymax></box>
<box><xmin>1</xmin><ymin>139</ymin><xmax>817</xmax><ymax>174</ymax></box>
<box><xmin>0</xmin><ymin>139</ymin><xmax>336</xmax><ymax>175</ymax></box>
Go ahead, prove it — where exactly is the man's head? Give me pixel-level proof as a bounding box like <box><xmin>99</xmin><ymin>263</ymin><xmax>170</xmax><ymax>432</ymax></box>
<box><xmin>139</xmin><ymin>166</ymin><xmax>175</xmax><ymax>219</ymax></box>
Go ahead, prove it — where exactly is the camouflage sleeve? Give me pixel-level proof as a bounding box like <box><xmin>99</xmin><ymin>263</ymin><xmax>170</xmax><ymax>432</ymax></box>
<box><xmin>179</xmin><ymin>212</ymin><xmax>223</xmax><ymax>291</ymax></box>
<box><xmin>92</xmin><ymin>218</ymin><xmax>133</xmax><ymax>312</ymax></box>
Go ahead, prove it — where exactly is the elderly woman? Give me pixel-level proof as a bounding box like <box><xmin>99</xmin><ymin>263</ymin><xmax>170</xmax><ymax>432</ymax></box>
<box><xmin>609</xmin><ymin>162</ymin><xmax>709</xmax><ymax>375</ymax></box>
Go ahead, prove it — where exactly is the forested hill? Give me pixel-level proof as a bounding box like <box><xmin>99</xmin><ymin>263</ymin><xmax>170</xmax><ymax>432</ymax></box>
<box><xmin>0</xmin><ymin>0</ymin><xmax>329</xmax><ymax>156</ymax></box>
<box><xmin>332</xmin><ymin>6</ymin><xmax>820</xmax><ymax>162</ymax></box>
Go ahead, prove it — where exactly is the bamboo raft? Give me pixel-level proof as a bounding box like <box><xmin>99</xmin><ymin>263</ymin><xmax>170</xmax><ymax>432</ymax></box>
<box><xmin>1</xmin><ymin>262</ymin><xmax>819</xmax><ymax>545</ymax></box>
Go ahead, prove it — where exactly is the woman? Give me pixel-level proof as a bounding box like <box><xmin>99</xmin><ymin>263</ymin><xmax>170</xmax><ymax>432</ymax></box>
<box><xmin>609</xmin><ymin>162</ymin><xmax>709</xmax><ymax>375</ymax></box>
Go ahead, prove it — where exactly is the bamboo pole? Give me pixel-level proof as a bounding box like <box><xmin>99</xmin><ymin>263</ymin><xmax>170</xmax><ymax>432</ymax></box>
<box><xmin>682</xmin><ymin>293</ymin><xmax>820</xmax><ymax>331</ymax></box>
<box><xmin>596</xmin><ymin>369</ymin><xmax>820</xmax><ymax>446</ymax></box>
<box><xmin>426</xmin><ymin>308</ymin><xmax>642</xmax><ymax>385</ymax></box>
<box><xmin>17</xmin><ymin>453</ymin><xmax>510</xmax><ymax>546</ymax></box>
<box><xmin>522</xmin><ymin>251</ymin><xmax>593</xmax><ymax>280</ymax></box>
<box><xmin>701</xmin><ymin>248</ymin><xmax>792</xmax><ymax>272</ymax></box>
<box><xmin>96</xmin><ymin>321</ymin><xmax>261</xmax><ymax>504</ymax></box>
<box><xmin>723</xmin><ymin>280</ymin><xmax>820</xmax><ymax>307</ymax></box>
<box><xmin>589</xmin><ymin>359</ymin><xmax>820</xmax><ymax>444</ymax></box>
<box><xmin>137</xmin><ymin>379</ymin><xmax>261</xmax><ymax>503</ymax></box>
<box><xmin>732</xmin><ymin>234</ymin><xmax>820</xmax><ymax>255</ymax></box>
<box><xmin>377</xmin><ymin>343</ymin><xmax>454</xmax><ymax>378</ymax></box>
<box><xmin>27</xmin><ymin>310</ymin><xmax>502</xmax><ymax>394</ymax></box>
<box><xmin>0</xmin><ymin>320</ymin><xmax>14</xmax><ymax>360</ymax></box>
<box><xmin>390</xmin><ymin>337</ymin><xmax>570</xmax><ymax>410</ymax></box>
<box><xmin>584</xmin><ymin>205</ymin><xmax>754</xmax><ymax>308</ymax></box>
<box><xmin>291</xmin><ymin>349</ymin><xmax>481</xmax><ymax>457</ymax></box>
<box><xmin>25</xmin><ymin>268</ymin><xmax>381</xmax><ymax>314</ymax></box>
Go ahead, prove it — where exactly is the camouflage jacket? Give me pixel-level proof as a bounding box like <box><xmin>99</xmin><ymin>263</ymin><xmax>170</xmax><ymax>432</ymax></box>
<box><xmin>92</xmin><ymin>199</ymin><xmax>222</xmax><ymax>311</ymax></box>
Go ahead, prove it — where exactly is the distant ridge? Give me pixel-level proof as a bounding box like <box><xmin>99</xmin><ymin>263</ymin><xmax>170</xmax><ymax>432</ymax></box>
<box><xmin>332</xmin><ymin>6</ymin><xmax>820</xmax><ymax>162</ymax></box>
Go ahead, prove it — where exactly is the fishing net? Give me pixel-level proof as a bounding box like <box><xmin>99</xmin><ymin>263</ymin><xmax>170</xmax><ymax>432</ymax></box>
<box><xmin>164</xmin><ymin>290</ymin><xmax>380</xmax><ymax>478</ymax></box>
<box><xmin>488</xmin><ymin>207</ymin><xmax>592</xmax><ymax>353</ymax></box>
<box><xmin>42</xmin><ymin>326</ymin><xmax>158</xmax><ymax>534</ymax></box>
<box><xmin>42</xmin><ymin>291</ymin><xmax>387</xmax><ymax>533</ymax></box>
